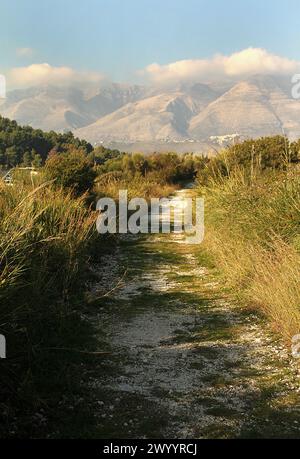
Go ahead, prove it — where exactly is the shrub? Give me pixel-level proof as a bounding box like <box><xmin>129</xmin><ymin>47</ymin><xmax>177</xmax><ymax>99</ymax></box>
<box><xmin>198</xmin><ymin>136</ymin><xmax>300</xmax><ymax>185</ymax></box>
<box><xmin>45</xmin><ymin>148</ymin><xmax>96</xmax><ymax>196</ymax></box>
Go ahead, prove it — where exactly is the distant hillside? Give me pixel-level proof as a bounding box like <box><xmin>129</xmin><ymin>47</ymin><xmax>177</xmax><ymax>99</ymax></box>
<box><xmin>1</xmin><ymin>75</ymin><xmax>300</xmax><ymax>153</ymax></box>
<box><xmin>0</xmin><ymin>83</ymin><xmax>147</xmax><ymax>132</ymax></box>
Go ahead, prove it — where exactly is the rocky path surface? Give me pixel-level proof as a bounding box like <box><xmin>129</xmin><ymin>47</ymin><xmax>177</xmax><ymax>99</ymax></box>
<box><xmin>85</xmin><ymin>190</ymin><xmax>300</xmax><ymax>439</ymax></box>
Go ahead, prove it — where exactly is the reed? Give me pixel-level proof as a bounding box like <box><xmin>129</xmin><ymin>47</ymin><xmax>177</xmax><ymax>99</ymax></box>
<box><xmin>200</xmin><ymin>166</ymin><xmax>300</xmax><ymax>342</ymax></box>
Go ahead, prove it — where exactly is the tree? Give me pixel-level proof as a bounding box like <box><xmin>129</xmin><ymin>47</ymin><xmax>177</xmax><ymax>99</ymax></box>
<box><xmin>22</xmin><ymin>151</ymin><xmax>33</xmax><ymax>167</ymax></box>
<box><xmin>5</xmin><ymin>146</ymin><xmax>19</xmax><ymax>167</ymax></box>
<box><xmin>45</xmin><ymin>148</ymin><xmax>96</xmax><ymax>196</ymax></box>
<box><xmin>32</xmin><ymin>153</ymin><xmax>43</xmax><ymax>168</ymax></box>
<box><xmin>0</xmin><ymin>115</ymin><xmax>94</xmax><ymax>167</ymax></box>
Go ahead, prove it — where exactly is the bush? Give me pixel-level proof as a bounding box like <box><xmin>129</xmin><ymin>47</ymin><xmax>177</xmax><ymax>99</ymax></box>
<box><xmin>45</xmin><ymin>148</ymin><xmax>96</xmax><ymax>196</ymax></box>
<box><xmin>198</xmin><ymin>136</ymin><xmax>300</xmax><ymax>185</ymax></box>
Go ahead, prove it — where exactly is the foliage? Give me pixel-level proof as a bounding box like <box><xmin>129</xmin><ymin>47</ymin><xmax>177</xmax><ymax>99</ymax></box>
<box><xmin>97</xmin><ymin>151</ymin><xmax>207</xmax><ymax>184</ymax></box>
<box><xmin>198</xmin><ymin>136</ymin><xmax>300</xmax><ymax>185</ymax></box>
<box><xmin>45</xmin><ymin>148</ymin><xmax>97</xmax><ymax>196</ymax></box>
<box><xmin>0</xmin><ymin>182</ymin><xmax>98</xmax><ymax>435</ymax></box>
<box><xmin>198</xmin><ymin>142</ymin><xmax>300</xmax><ymax>341</ymax></box>
<box><xmin>0</xmin><ymin>115</ymin><xmax>93</xmax><ymax>167</ymax></box>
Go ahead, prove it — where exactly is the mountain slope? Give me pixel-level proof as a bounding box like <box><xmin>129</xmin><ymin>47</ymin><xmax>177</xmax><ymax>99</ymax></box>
<box><xmin>189</xmin><ymin>78</ymin><xmax>281</xmax><ymax>139</ymax></box>
<box><xmin>0</xmin><ymin>86</ymin><xmax>91</xmax><ymax>131</ymax></box>
<box><xmin>1</xmin><ymin>76</ymin><xmax>300</xmax><ymax>147</ymax></box>
<box><xmin>189</xmin><ymin>76</ymin><xmax>300</xmax><ymax>140</ymax></box>
<box><xmin>84</xmin><ymin>83</ymin><xmax>147</xmax><ymax>119</ymax></box>
<box><xmin>75</xmin><ymin>93</ymin><xmax>190</xmax><ymax>142</ymax></box>
<box><xmin>0</xmin><ymin>83</ymin><xmax>147</xmax><ymax>132</ymax></box>
<box><xmin>75</xmin><ymin>84</ymin><xmax>219</xmax><ymax>143</ymax></box>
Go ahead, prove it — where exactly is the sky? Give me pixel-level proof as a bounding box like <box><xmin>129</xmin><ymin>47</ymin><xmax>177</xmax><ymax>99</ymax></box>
<box><xmin>1</xmin><ymin>0</ymin><xmax>300</xmax><ymax>87</ymax></box>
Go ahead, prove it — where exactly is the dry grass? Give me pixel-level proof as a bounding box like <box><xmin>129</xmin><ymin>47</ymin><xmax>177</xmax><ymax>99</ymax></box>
<box><xmin>249</xmin><ymin>239</ymin><xmax>300</xmax><ymax>340</ymax></box>
<box><xmin>0</xmin><ymin>181</ymin><xmax>96</xmax><ymax>299</ymax></box>
<box><xmin>200</xmin><ymin>167</ymin><xmax>300</xmax><ymax>342</ymax></box>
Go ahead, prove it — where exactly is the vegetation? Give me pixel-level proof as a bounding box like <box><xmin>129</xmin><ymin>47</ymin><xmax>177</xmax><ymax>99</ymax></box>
<box><xmin>198</xmin><ymin>136</ymin><xmax>300</xmax><ymax>341</ymax></box>
<box><xmin>0</xmin><ymin>116</ymin><xmax>93</xmax><ymax>167</ymax></box>
<box><xmin>199</xmin><ymin>135</ymin><xmax>300</xmax><ymax>185</ymax></box>
<box><xmin>0</xmin><ymin>115</ymin><xmax>204</xmax><ymax>200</ymax></box>
<box><xmin>95</xmin><ymin>151</ymin><xmax>205</xmax><ymax>200</ymax></box>
<box><xmin>96</xmin><ymin>150</ymin><xmax>205</xmax><ymax>182</ymax></box>
<box><xmin>0</xmin><ymin>117</ymin><xmax>204</xmax><ymax>435</ymax></box>
<box><xmin>45</xmin><ymin>148</ymin><xmax>97</xmax><ymax>196</ymax></box>
<box><xmin>1</xmin><ymin>118</ymin><xmax>300</xmax><ymax>437</ymax></box>
<box><xmin>0</xmin><ymin>181</ymin><xmax>98</xmax><ymax>436</ymax></box>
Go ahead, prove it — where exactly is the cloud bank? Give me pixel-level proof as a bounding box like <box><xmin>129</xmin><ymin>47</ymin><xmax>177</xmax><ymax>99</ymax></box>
<box><xmin>142</xmin><ymin>48</ymin><xmax>300</xmax><ymax>86</ymax></box>
<box><xmin>5</xmin><ymin>48</ymin><xmax>300</xmax><ymax>90</ymax></box>
<box><xmin>8</xmin><ymin>63</ymin><xmax>106</xmax><ymax>88</ymax></box>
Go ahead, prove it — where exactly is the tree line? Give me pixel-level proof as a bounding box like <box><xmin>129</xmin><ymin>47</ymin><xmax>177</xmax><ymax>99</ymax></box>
<box><xmin>0</xmin><ymin>116</ymin><xmax>93</xmax><ymax>168</ymax></box>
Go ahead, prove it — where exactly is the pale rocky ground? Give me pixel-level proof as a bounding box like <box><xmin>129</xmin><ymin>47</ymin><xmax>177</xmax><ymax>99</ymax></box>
<box><xmin>83</xmin><ymin>190</ymin><xmax>300</xmax><ymax>439</ymax></box>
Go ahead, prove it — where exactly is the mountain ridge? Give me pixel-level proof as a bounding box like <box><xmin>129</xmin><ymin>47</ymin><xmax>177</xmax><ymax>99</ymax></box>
<box><xmin>1</xmin><ymin>75</ymin><xmax>300</xmax><ymax>152</ymax></box>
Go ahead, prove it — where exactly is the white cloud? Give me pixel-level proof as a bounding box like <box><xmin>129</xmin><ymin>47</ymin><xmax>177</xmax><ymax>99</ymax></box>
<box><xmin>16</xmin><ymin>47</ymin><xmax>34</xmax><ymax>58</ymax></box>
<box><xmin>6</xmin><ymin>49</ymin><xmax>300</xmax><ymax>90</ymax></box>
<box><xmin>141</xmin><ymin>48</ymin><xmax>300</xmax><ymax>86</ymax></box>
<box><xmin>8</xmin><ymin>63</ymin><xmax>106</xmax><ymax>88</ymax></box>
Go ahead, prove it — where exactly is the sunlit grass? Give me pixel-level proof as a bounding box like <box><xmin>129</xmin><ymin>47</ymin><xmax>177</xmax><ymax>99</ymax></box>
<box><xmin>200</xmin><ymin>166</ymin><xmax>300</xmax><ymax>341</ymax></box>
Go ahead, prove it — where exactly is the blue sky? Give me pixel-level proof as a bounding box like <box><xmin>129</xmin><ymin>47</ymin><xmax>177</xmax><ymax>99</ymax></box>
<box><xmin>1</xmin><ymin>0</ymin><xmax>300</xmax><ymax>84</ymax></box>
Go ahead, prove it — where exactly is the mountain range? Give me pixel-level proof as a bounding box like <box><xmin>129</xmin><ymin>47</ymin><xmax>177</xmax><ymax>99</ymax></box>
<box><xmin>1</xmin><ymin>75</ymin><xmax>299</xmax><ymax>152</ymax></box>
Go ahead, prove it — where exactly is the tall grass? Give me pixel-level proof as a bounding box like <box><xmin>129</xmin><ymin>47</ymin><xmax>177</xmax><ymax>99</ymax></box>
<box><xmin>0</xmin><ymin>169</ymin><xmax>176</xmax><ymax>435</ymax></box>
<box><xmin>0</xmin><ymin>181</ymin><xmax>97</xmax><ymax>433</ymax></box>
<box><xmin>200</xmin><ymin>167</ymin><xmax>300</xmax><ymax>341</ymax></box>
<box><xmin>0</xmin><ymin>181</ymin><xmax>95</xmax><ymax>300</ymax></box>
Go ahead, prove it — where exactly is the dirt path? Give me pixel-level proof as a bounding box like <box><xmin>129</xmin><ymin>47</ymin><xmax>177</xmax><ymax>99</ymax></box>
<box><xmin>86</xmin><ymin>190</ymin><xmax>300</xmax><ymax>439</ymax></box>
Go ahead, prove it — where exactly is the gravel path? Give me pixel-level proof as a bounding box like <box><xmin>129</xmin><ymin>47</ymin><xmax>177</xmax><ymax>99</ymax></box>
<box><xmin>87</xmin><ymin>190</ymin><xmax>300</xmax><ymax>439</ymax></box>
